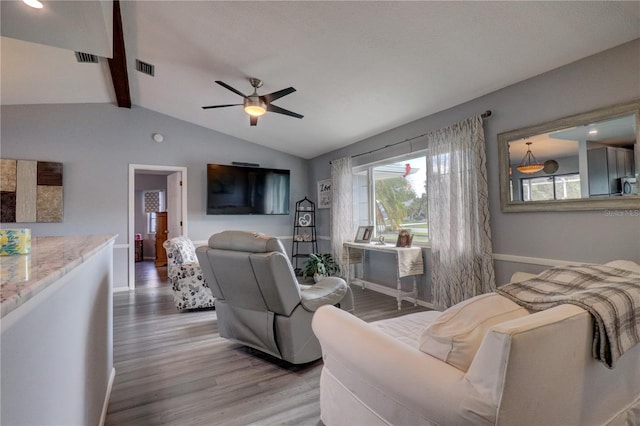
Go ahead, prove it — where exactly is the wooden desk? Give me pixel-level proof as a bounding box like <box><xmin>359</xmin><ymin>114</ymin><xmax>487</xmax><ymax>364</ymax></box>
<box><xmin>343</xmin><ymin>242</ymin><xmax>424</xmax><ymax>310</ymax></box>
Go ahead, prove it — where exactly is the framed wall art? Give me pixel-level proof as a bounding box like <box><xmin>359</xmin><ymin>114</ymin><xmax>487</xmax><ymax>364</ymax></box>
<box><xmin>317</xmin><ymin>179</ymin><xmax>331</xmax><ymax>209</ymax></box>
<box><xmin>1</xmin><ymin>159</ymin><xmax>63</xmax><ymax>223</ymax></box>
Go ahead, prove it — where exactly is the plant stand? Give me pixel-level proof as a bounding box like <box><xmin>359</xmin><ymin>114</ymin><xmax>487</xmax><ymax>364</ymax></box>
<box><xmin>291</xmin><ymin>196</ymin><xmax>318</xmax><ymax>274</ymax></box>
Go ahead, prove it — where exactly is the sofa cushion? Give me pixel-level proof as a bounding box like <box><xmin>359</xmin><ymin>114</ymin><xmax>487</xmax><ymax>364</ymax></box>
<box><xmin>371</xmin><ymin>310</ymin><xmax>442</xmax><ymax>347</ymax></box>
<box><xmin>605</xmin><ymin>260</ymin><xmax>640</xmax><ymax>274</ymax></box>
<box><xmin>418</xmin><ymin>293</ymin><xmax>529</xmax><ymax>371</ymax></box>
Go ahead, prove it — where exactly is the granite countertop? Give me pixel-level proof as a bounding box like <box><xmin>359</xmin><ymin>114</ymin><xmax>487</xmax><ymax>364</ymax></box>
<box><xmin>0</xmin><ymin>234</ymin><xmax>117</xmax><ymax>318</ymax></box>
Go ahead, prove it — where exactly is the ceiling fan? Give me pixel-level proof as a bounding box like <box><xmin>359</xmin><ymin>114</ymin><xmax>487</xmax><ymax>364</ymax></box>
<box><xmin>202</xmin><ymin>78</ymin><xmax>303</xmax><ymax>126</ymax></box>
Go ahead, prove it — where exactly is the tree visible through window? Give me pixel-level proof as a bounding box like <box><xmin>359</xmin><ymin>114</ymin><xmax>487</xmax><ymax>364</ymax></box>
<box><xmin>353</xmin><ymin>154</ymin><xmax>428</xmax><ymax>244</ymax></box>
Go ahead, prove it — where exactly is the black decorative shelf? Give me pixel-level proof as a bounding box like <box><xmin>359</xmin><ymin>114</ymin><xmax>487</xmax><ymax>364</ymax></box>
<box><xmin>291</xmin><ymin>196</ymin><xmax>318</xmax><ymax>273</ymax></box>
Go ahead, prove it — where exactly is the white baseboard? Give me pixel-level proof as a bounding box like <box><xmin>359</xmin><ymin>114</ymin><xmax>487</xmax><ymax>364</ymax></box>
<box><xmin>492</xmin><ymin>253</ymin><xmax>583</xmax><ymax>267</ymax></box>
<box><xmin>112</xmin><ymin>286</ymin><xmax>130</xmax><ymax>293</ymax></box>
<box><xmin>99</xmin><ymin>367</ymin><xmax>116</xmax><ymax>426</ymax></box>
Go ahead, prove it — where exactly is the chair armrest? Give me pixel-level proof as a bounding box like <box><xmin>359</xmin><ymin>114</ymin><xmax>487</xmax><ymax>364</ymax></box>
<box><xmin>168</xmin><ymin>262</ymin><xmax>204</xmax><ymax>283</ymax></box>
<box><xmin>300</xmin><ymin>277</ymin><xmax>347</xmax><ymax>311</ymax></box>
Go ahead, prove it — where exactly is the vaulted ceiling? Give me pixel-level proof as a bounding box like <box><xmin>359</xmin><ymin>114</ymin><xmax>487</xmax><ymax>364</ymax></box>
<box><xmin>2</xmin><ymin>1</ymin><xmax>639</xmax><ymax>159</ymax></box>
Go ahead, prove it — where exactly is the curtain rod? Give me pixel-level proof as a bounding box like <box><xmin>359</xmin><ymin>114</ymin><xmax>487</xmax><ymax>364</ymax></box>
<box><xmin>331</xmin><ymin>110</ymin><xmax>492</xmax><ymax>163</ymax></box>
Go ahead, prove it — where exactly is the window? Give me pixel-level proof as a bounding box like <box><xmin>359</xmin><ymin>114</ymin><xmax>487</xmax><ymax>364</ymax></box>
<box><xmin>353</xmin><ymin>153</ymin><xmax>428</xmax><ymax>244</ymax></box>
<box><xmin>521</xmin><ymin>173</ymin><xmax>581</xmax><ymax>201</ymax></box>
<box><xmin>148</xmin><ymin>212</ymin><xmax>158</xmax><ymax>234</ymax></box>
<box><xmin>143</xmin><ymin>190</ymin><xmax>165</xmax><ymax>233</ymax></box>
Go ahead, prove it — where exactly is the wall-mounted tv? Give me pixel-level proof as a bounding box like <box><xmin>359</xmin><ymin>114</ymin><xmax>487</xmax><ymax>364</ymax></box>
<box><xmin>207</xmin><ymin>164</ymin><xmax>290</xmax><ymax>215</ymax></box>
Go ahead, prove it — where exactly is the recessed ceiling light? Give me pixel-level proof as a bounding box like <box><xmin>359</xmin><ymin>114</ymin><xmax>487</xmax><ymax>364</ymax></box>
<box><xmin>588</xmin><ymin>129</ymin><xmax>598</xmax><ymax>135</ymax></box>
<box><xmin>23</xmin><ymin>0</ymin><xmax>43</xmax><ymax>8</ymax></box>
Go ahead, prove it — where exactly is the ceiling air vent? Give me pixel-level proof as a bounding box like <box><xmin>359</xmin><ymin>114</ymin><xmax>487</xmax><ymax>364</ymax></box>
<box><xmin>136</xmin><ymin>59</ymin><xmax>155</xmax><ymax>77</ymax></box>
<box><xmin>75</xmin><ymin>52</ymin><xmax>99</xmax><ymax>63</ymax></box>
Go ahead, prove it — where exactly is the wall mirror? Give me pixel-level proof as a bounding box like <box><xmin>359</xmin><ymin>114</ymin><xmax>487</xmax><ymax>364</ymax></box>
<box><xmin>498</xmin><ymin>100</ymin><xmax>640</xmax><ymax>212</ymax></box>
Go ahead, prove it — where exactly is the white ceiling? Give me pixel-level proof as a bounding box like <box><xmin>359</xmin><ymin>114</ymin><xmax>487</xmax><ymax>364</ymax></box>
<box><xmin>2</xmin><ymin>1</ymin><xmax>639</xmax><ymax>159</ymax></box>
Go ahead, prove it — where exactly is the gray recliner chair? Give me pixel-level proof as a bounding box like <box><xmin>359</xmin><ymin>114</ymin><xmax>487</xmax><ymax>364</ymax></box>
<box><xmin>196</xmin><ymin>230</ymin><xmax>354</xmax><ymax>364</ymax></box>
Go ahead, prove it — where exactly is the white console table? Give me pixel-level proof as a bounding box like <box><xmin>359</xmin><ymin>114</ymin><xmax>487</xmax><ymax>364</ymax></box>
<box><xmin>343</xmin><ymin>242</ymin><xmax>424</xmax><ymax>310</ymax></box>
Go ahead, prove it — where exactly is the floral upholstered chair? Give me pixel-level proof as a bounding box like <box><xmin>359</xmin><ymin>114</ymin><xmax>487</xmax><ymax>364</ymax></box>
<box><xmin>163</xmin><ymin>236</ymin><xmax>215</xmax><ymax>311</ymax></box>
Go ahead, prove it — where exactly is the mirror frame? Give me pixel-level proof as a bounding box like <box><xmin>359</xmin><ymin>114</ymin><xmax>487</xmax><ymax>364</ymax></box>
<box><xmin>498</xmin><ymin>99</ymin><xmax>640</xmax><ymax>212</ymax></box>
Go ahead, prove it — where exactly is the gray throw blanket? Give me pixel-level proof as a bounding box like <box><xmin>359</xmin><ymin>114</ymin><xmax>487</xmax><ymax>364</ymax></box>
<box><xmin>497</xmin><ymin>264</ymin><xmax>640</xmax><ymax>369</ymax></box>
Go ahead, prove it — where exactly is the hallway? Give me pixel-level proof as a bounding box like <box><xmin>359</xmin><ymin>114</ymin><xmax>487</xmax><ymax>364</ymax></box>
<box><xmin>134</xmin><ymin>260</ymin><xmax>168</xmax><ymax>289</ymax></box>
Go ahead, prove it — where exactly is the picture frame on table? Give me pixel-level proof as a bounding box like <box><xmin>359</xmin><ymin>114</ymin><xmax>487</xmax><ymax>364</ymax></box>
<box><xmin>395</xmin><ymin>229</ymin><xmax>413</xmax><ymax>248</ymax></box>
<box><xmin>354</xmin><ymin>226</ymin><xmax>374</xmax><ymax>243</ymax></box>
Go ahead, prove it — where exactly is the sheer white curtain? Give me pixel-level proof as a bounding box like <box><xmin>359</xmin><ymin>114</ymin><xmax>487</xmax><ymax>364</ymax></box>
<box><xmin>427</xmin><ymin>115</ymin><xmax>495</xmax><ymax>309</ymax></box>
<box><xmin>330</xmin><ymin>157</ymin><xmax>353</xmax><ymax>274</ymax></box>
<box><xmin>263</xmin><ymin>172</ymin><xmax>288</xmax><ymax>214</ymax></box>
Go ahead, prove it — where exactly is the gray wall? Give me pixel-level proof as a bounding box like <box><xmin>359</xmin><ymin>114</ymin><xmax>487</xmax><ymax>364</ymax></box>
<box><xmin>2</xmin><ymin>40</ymin><xmax>638</xmax><ymax>296</ymax></box>
<box><xmin>308</xmin><ymin>39</ymin><xmax>640</xmax><ymax>296</ymax></box>
<box><xmin>1</xmin><ymin>104</ymin><xmax>309</xmax><ymax>288</ymax></box>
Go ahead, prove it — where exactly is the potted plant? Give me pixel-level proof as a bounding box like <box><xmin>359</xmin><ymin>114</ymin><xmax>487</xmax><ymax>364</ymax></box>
<box><xmin>302</xmin><ymin>253</ymin><xmax>340</xmax><ymax>282</ymax></box>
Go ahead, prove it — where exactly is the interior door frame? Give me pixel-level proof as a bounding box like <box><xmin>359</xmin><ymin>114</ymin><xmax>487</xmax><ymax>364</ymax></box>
<box><xmin>128</xmin><ymin>164</ymin><xmax>188</xmax><ymax>290</ymax></box>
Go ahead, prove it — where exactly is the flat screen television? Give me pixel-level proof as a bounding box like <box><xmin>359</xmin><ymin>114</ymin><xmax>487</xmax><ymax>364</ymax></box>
<box><xmin>206</xmin><ymin>164</ymin><xmax>290</xmax><ymax>215</ymax></box>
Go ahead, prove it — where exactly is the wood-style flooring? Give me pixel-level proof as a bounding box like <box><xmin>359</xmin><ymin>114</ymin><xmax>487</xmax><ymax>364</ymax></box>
<box><xmin>106</xmin><ymin>267</ymin><xmax>428</xmax><ymax>426</ymax></box>
<box><xmin>134</xmin><ymin>260</ymin><xmax>168</xmax><ymax>289</ymax></box>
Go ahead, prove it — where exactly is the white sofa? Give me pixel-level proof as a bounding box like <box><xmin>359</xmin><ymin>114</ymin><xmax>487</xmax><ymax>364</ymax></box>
<box><xmin>312</xmin><ymin>264</ymin><xmax>640</xmax><ymax>426</ymax></box>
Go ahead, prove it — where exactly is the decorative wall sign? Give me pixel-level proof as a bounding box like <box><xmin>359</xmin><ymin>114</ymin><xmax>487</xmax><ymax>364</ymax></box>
<box><xmin>0</xmin><ymin>159</ymin><xmax>63</xmax><ymax>223</ymax></box>
<box><xmin>318</xmin><ymin>179</ymin><xmax>331</xmax><ymax>209</ymax></box>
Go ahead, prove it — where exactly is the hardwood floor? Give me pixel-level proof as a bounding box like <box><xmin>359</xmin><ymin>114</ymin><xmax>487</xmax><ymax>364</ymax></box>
<box><xmin>135</xmin><ymin>260</ymin><xmax>168</xmax><ymax>289</ymax></box>
<box><xmin>106</xmin><ymin>279</ymin><xmax>428</xmax><ymax>425</ymax></box>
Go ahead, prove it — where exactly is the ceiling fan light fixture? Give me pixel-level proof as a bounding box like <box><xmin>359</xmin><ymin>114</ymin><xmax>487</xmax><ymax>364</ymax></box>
<box><xmin>244</xmin><ymin>97</ymin><xmax>266</xmax><ymax>117</ymax></box>
<box><xmin>23</xmin><ymin>0</ymin><xmax>43</xmax><ymax>8</ymax></box>
<box><xmin>516</xmin><ymin>141</ymin><xmax>544</xmax><ymax>174</ymax></box>
<box><xmin>203</xmin><ymin>79</ymin><xmax>302</xmax><ymax>126</ymax></box>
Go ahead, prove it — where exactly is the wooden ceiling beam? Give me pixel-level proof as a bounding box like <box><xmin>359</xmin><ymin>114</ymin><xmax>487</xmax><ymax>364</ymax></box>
<box><xmin>108</xmin><ymin>0</ymin><xmax>131</xmax><ymax>108</ymax></box>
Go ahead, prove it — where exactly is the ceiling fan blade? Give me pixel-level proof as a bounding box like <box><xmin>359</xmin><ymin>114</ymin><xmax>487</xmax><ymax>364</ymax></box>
<box><xmin>250</xmin><ymin>116</ymin><xmax>258</xmax><ymax>126</ymax></box>
<box><xmin>261</xmin><ymin>87</ymin><xmax>296</xmax><ymax>104</ymax></box>
<box><xmin>215</xmin><ymin>81</ymin><xmax>247</xmax><ymax>98</ymax></box>
<box><xmin>266</xmin><ymin>104</ymin><xmax>304</xmax><ymax>119</ymax></box>
<box><xmin>202</xmin><ymin>104</ymin><xmax>242</xmax><ymax>109</ymax></box>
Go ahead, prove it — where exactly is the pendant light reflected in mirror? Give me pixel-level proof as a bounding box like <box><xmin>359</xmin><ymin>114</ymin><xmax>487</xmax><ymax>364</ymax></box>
<box><xmin>516</xmin><ymin>141</ymin><xmax>544</xmax><ymax>174</ymax></box>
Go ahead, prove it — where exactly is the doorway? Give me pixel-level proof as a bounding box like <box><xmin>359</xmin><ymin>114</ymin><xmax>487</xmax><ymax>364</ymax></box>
<box><xmin>128</xmin><ymin>164</ymin><xmax>188</xmax><ymax>290</ymax></box>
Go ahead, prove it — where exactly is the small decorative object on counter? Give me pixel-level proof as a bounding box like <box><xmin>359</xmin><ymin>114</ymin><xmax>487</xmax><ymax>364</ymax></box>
<box><xmin>354</xmin><ymin>225</ymin><xmax>374</xmax><ymax>243</ymax></box>
<box><xmin>0</xmin><ymin>228</ymin><xmax>31</xmax><ymax>255</ymax></box>
<box><xmin>395</xmin><ymin>229</ymin><xmax>413</xmax><ymax>248</ymax></box>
